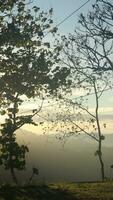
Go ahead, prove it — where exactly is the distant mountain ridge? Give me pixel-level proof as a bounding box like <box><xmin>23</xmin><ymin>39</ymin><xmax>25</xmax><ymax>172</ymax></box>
<box><xmin>0</xmin><ymin>130</ymin><xmax>113</xmax><ymax>184</ymax></box>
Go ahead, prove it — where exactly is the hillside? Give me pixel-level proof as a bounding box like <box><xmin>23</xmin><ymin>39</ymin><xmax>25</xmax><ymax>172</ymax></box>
<box><xmin>0</xmin><ymin>182</ymin><xmax>113</xmax><ymax>200</ymax></box>
<box><xmin>0</xmin><ymin>130</ymin><xmax>112</xmax><ymax>184</ymax></box>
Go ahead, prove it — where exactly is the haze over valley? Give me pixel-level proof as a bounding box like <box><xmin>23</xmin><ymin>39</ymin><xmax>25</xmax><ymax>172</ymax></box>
<box><xmin>1</xmin><ymin>130</ymin><xmax>113</xmax><ymax>184</ymax></box>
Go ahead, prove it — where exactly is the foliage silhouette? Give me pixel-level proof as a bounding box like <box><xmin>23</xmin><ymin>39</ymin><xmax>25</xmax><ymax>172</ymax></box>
<box><xmin>0</xmin><ymin>0</ymin><xmax>70</xmax><ymax>184</ymax></box>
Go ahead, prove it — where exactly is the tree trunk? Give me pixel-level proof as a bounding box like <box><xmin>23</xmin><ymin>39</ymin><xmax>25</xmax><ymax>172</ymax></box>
<box><xmin>9</xmin><ymin>134</ymin><xmax>18</xmax><ymax>184</ymax></box>
<box><xmin>98</xmin><ymin>145</ymin><xmax>105</xmax><ymax>181</ymax></box>
<box><xmin>94</xmin><ymin>82</ymin><xmax>105</xmax><ymax>181</ymax></box>
<box><xmin>29</xmin><ymin>173</ymin><xmax>34</xmax><ymax>184</ymax></box>
<box><xmin>10</xmin><ymin>167</ymin><xmax>18</xmax><ymax>184</ymax></box>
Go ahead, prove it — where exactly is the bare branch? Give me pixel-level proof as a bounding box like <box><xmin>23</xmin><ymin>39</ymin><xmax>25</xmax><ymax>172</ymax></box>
<box><xmin>68</xmin><ymin>118</ymin><xmax>99</xmax><ymax>142</ymax></box>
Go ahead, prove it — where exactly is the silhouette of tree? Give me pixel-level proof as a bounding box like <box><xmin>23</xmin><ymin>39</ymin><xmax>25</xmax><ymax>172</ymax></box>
<box><xmin>53</xmin><ymin>25</ymin><xmax>113</xmax><ymax>181</ymax></box>
<box><xmin>74</xmin><ymin>0</ymin><xmax>113</xmax><ymax>72</ymax></box>
<box><xmin>0</xmin><ymin>0</ymin><xmax>70</xmax><ymax>184</ymax></box>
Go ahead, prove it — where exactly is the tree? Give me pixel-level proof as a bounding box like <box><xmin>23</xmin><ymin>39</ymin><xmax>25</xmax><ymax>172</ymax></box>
<box><xmin>53</xmin><ymin>22</ymin><xmax>113</xmax><ymax>180</ymax></box>
<box><xmin>43</xmin><ymin>0</ymin><xmax>113</xmax><ymax>182</ymax></box>
<box><xmin>59</xmin><ymin>0</ymin><xmax>113</xmax><ymax>180</ymax></box>
<box><xmin>43</xmin><ymin>69</ymin><xmax>108</xmax><ymax>181</ymax></box>
<box><xmin>0</xmin><ymin>0</ymin><xmax>70</xmax><ymax>184</ymax></box>
<box><xmin>66</xmin><ymin>78</ymin><xmax>107</xmax><ymax>181</ymax></box>
<box><xmin>74</xmin><ymin>0</ymin><xmax>113</xmax><ymax>72</ymax></box>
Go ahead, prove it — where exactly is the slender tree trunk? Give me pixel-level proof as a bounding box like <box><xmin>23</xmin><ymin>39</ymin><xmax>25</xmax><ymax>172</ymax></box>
<box><xmin>9</xmin><ymin>133</ymin><xmax>18</xmax><ymax>184</ymax></box>
<box><xmin>97</xmin><ymin>130</ymin><xmax>105</xmax><ymax>181</ymax></box>
<box><xmin>9</xmin><ymin>149</ymin><xmax>18</xmax><ymax>184</ymax></box>
<box><xmin>29</xmin><ymin>173</ymin><xmax>34</xmax><ymax>184</ymax></box>
<box><xmin>94</xmin><ymin>82</ymin><xmax>105</xmax><ymax>181</ymax></box>
<box><xmin>98</xmin><ymin>148</ymin><xmax>105</xmax><ymax>181</ymax></box>
<box><xmin>10</xmin><ymin>166</ymin><xmax>18</xmax><ymax>184</ymax></box>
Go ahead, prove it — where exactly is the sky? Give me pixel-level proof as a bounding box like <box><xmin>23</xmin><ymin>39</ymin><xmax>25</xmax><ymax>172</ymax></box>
<box><xmin>30</xmin><ymin>0</ymin><xmax>94</xmax><ymax>35</ymax></box>
<box><xmin>23</xmin><ymin>0</ymin><xmax>113</xmax><ymax>135</ymax></box>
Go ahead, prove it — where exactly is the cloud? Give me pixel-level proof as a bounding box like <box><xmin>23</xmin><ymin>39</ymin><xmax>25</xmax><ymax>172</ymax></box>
<box><xmin>66</xmin><ymin>88</ymin><xmax>87</xmax><ymax>98</ymax></box>
<box><xmin>89</xmin><ymin>107</ymin><xmax>113</xmax><ymax>114</ymax></box>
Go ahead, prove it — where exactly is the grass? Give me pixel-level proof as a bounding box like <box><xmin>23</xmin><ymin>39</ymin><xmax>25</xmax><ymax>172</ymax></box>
<box><xmin>0</xmin><ymin>181</ymin><xmax>113</xmax><ymax>200</ymax></box>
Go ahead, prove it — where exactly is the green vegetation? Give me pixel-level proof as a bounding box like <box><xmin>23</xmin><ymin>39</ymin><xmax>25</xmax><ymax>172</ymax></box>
<box><xmin>0</xmin><ymin>182</ymin><xmax>113</xmax><ymax>200</ymax></box>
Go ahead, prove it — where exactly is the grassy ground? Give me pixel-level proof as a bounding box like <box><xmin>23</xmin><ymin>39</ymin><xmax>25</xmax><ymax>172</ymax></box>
<box><xmin>0</xmin><ymin>182</ymin><xmax>113</xmax><ymax>200</ymax></box>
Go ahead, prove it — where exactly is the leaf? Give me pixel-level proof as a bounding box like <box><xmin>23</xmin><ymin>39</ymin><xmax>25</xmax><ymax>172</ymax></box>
<box><xmin>33</xmin><ymin>6</ymin><xmax>40</xmax><ymax>12</ymax></box>
<box><xmin>44</xmin><ymin>42</ymin><xmax>50</xmax><ymax>48</ymax></box>
<box><xmin>33</xmin><ymin>167</ymin><xmax>39</xmax><ymax>175</ymax></box>
<box><xmin>39</xmin><ymin>122</ymin><xmax>44</xmax><ymax>125</ymax></box>
<box><xmin>101</xmin><ymin>135</ymin><xmax>105</xmax><ymax>140</ymax></box>
<box><xmin>0</xmin><ymin>110</ymin><xmax>6</xmax><ymax>115</ymax></box>
<box><xmin>49</xmin><ymin>8</ymin><xmax>53</xmax><ymax>15</ymax></box>
<box><xmin>32</xmin><ymin>109</ymin><xmax>37</xmax><ymax>113</ymax></box>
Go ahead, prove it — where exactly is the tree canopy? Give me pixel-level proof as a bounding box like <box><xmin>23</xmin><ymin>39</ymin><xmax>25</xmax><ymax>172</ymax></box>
<box><xmin>0</xmin><ymin>0</ymin><xmax>70</xmax><ymax>184</ymax></box>
<box><xmin>74</xmin><ymin>0</ymin><xmax>113</xmax><ymax>72</ymax></box>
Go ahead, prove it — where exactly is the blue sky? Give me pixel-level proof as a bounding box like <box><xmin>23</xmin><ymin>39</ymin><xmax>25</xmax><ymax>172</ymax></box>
<box><xmin>20</xmin><ymin>0</ymin><xmax>113</xmax><ymax>134</ymax></box>
<box><xmin>31</xmin><ymin>0</ymin><xmax>94</xmax><ymax>34</ymax></box>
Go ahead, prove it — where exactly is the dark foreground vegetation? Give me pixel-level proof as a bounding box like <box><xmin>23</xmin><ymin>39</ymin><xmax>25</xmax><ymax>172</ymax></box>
<box><xmin>0</xmin><ymin>182</ymin><xmax>113</xmax><ymax>200</ymax></box>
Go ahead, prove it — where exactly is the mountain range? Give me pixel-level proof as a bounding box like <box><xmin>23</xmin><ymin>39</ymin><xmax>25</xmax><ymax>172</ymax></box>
<box><xmin>0</xmin><ymin>130</ymin><xmax>113</xmax><ymax>184</ymax></box>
